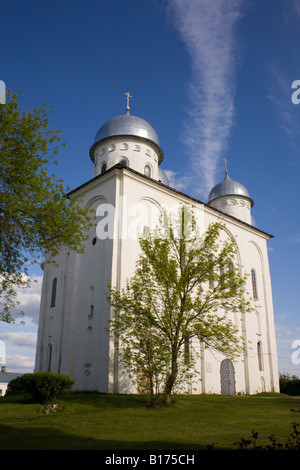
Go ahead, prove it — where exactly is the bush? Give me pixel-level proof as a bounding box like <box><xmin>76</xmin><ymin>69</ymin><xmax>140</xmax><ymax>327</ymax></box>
<box><xmin>280</xmin><ymin>373</ymin><xmax>300</xmax><ymax>396</ymax></box>
<box><xmin>7</xmin><ymin>372</ymin><xmax>74</xmax><ymax>403</ymax></box>
<box><xmin>232</xmin><ymin>422</ymin><xmax>300</xmax><ymax>450</ymax></box>
<box><xmin>6</xmin><ymin>376</ymin><xmax>29</xmax><ymax>395</ymax></box>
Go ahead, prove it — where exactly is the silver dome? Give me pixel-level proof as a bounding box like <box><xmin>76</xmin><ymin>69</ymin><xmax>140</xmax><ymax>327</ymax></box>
<box><xmin>90</xmin><ymin>113</ymin><xmax>164</xmax><ymax>163</ymax></box>
<box><xmin>208</xmin><ymin>174</ymin><xmax>254</xmax><ymax>207</ymax></box>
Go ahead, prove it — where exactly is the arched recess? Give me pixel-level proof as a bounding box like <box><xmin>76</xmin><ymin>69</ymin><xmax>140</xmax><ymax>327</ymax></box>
<box><xmin>218</xmin><ymin>225</ymin><xmax>242</xmax><ymax>274</ymax></box>
<box><xmin>134</xmin><ymin>196</ymin><xmax>163</xmax><ymax>235</ymax></box>
<box><xmin>84</xmin><ymin>196</ymin><xmax>109</xmax><ymax>240</ymax></box>
<box><xmin>248</xmin><ymin>240</ymin><xmax>265</xmax><ymax>280</ymax></box>
<box><xmin>84</xmin><ymin>195</ymin><xmax>108</xmax><ymax>212</ymax></box>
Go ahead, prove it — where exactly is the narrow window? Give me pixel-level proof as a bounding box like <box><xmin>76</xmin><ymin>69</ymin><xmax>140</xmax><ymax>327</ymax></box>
<box><xmin>219</xmin><ymin>263</ymin><xmax>225</xmax><ymax>288</ymax></box>
<box><xmin>50</xmin><ymin>277</ymin><xmax>57</xmax><ymax>307</ymax></box>
<box><xmin>144</xmin><ymin>165</ymin><xmax>151</xmax><ymax>177</ymax></box>
<box><xmin>143</xmin><ymin>226</ymin><xmax>150</xmax><ymax>237</ymax></box>
<box><xmin>101</xmin><ymin>162</ymin><xmax>107</xmax><ymax>174</ymax></box>
<box><xmin>251</xmin><ymin>268</ymin><xmax>258</xmax><ymax>300</ymax></box>
<box><xmin>84</xmin><ymin>327</ymin><xmax>93</xmax><ymax>366</ymax></box>
<box><xmin>184</xmin><ymin>337</ymin><xmax>190</xmax><ymax>365</ymax></box>
<box><xmin>209</xmin><ymin>255</ymin><xmax>214</xmax><ymax>289</ymax></box>
<box><xmin>120</xmin><ymin>158</ymin><xmax>128</xmax><ymax>167</ymax></box>
<box><xmin>257</xmin><ymin>341</ymin><xmax>264</xmax><ymax>371</ymax></box>
<box><xmin>88</xmin><ymin>286</ymin><xmax>95</xmax><ymax>317</ymax></box>
<box><xmin>47</xmin><ymin>343</ymin><xmax>52</xmax><ymax>372</ymax></box>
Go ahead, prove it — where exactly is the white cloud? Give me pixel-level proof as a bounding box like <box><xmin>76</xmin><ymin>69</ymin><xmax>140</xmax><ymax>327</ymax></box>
<box><xmin>164</xmin><ymin>169</ymin><xmax>191</xmax><ymax>193</ymax></box>
<box><xmin>12</xmin><ymin>274</ymin><xmax>43</xmax><ymax>324</ymax></box>
<box><xmin>6</xmin><ymin>354</ymin><xmax>35</xmax><ymax>373</ymax></box>
<box><xmin>167</xmin><ymin>0</ymin><xmax>244</xmax><ymax>197</ymax></box>
<box><xmin>0</xmin><ymin>331</ymin><xmax>37</xmax><ymax>349</ymax></box>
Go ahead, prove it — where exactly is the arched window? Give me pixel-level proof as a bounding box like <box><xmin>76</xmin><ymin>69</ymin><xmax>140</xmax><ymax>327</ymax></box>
<box><xmin>144</xmin><ymin>165</ymin><xmax>151</xmax><ymax>177</ymax></box>
<box><xmin>50</xmin><ymin>277</ymin><xmax>57</xmax><ymax>307</ymax></box>
<box><xmin>209</xmin><ymin>255</ymin><xmax>214</xmax><ymax>288</ymax></box>
<box><xmin>88</xmin><ymin>286</ymin><xmax>95</xmax><ymax>317</ymax></box>
<box><xmin>47</xmin><ymin>343</ymin><xmax>52</xmax><ymax>372</ymax></box>
<box><xmin>84</xmin><ymin>327</ymin><xmax>93</xmax><ymax>366</ymax></box>
<box><xmin>101</xmin><ymin>162</ymin><xmax>107</xmax><ymax>174</ymax></box>
<box><xmin>119</xmin><ymin>158</ymin><xmax>128</xmax><ymax>167</ymax></box>
<box><xmin>257</xmin><ymin>341</ymin><xmax>264</xmax><ymax>371</ymax></box>
<box><xmin>251</xmin><ymin>268</ymin><xmax>258</xmax><ymax>300</ymax></box>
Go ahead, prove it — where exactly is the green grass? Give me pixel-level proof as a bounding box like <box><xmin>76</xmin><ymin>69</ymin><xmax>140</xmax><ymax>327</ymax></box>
<box><xmin>0</xmin><ymin>392</ymin><xmax>299</xmax><ymax>450</ymax></box>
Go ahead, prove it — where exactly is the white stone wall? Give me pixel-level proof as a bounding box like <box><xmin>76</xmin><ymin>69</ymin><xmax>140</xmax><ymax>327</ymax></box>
<box><xmin>92</xmin><ymin>136</ymin><xmax>160</xmax><ymax>181</ymax></box>
<box><xmin>35</xmin><ymin>165</ymin><xmax>279</xmax><ymax>395</ymax></box>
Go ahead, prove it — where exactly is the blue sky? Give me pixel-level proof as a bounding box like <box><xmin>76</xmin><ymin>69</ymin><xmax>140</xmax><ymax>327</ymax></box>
<box><xmin>0</xmin><ymin>0</ymin><xmax>300</xmax><ymax>377</ymax></box>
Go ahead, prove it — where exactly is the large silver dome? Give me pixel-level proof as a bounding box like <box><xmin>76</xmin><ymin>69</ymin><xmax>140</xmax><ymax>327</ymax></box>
<box><xmin>90</xmin><ymin>112</ymin><xmax>164</xmax><ymax>163</ymax></box>
<box><xmin>208</xmin><ymin>174</ymin><xmax>254</xmax><ymax>207</ymax></box>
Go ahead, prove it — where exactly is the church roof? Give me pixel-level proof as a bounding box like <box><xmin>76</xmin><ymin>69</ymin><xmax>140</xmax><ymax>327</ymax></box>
<box><xmin>0</xmin><ymin>371</ymin><xmax>22</xmax><ymax>384</ymax></box>
<box><xmin>208</xmin><ymin>173</ymin><xmax>254</xmax><ymax>207</ymax></box>
<box><xmin>89</xmin><ymin>112</ymin><xmax>164</xmax><ymax>163</ymax></box>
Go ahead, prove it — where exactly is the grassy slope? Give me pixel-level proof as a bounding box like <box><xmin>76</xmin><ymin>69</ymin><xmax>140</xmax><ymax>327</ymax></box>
<box><xmin>0</xmin><ymin>393</ymin><xmax>299</xmax><ymax>450</ymax></box>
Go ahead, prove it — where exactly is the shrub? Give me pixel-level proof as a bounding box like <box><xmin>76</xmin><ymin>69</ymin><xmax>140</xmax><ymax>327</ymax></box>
<box><xmin>280</xmin><ymin>373</ymin><xmax>300</xmax><ymax>396</ymax></box>
<box><xmin>6</xmin><ymin>376</ymin><xmax>29</xmax><ymax>395</ymax></box>
<box><xmin>232</xmin><ymin>422</ymin><xmax>300</xmax><ymax>450</ymax></box>
<box><xmin>9</xmin><ymin>372</ymin><xmax>74</xmax><ymax>403</ymax></box>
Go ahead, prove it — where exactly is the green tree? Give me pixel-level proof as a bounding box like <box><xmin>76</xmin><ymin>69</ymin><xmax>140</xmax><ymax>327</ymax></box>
<box><xmin>0</xmin><ymin>90</ymin><xmax>90</xmax><ymax>322</ymax></box>
<box><xmin>107</xmin><ymin>206</ymin><xmax>253</xmax><ymax>404</ymax></box>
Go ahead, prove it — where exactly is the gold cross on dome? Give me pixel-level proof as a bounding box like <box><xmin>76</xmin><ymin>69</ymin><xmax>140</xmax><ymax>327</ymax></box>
<box><xmin>124</xmin><ymin>92</ymin><xmax>132</xmax><ymax>111</ymax></box>
<box><xmin>223</xmin><ymin>158</ymin><xmax>228</xmax><ymax>174</ymax></box>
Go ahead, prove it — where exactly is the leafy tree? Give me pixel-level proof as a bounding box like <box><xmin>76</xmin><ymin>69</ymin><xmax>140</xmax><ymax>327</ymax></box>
<box><xmin>0</xmin><ymin>90</ymin><xmax>90</xmax><ymax>322</ymax></box>
<box><xmin>107</xmin><ymin>206</ymin><xmax>253</xmax><ymax>404</ymax></box>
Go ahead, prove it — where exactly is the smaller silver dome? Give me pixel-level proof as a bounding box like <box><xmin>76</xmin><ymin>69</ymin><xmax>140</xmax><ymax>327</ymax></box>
<box><xmin>209</xmin><ymin>173</ymin><xmax>254</xmax><ymax>207</ymax></box>
<box><xmin>158</xmin><ymin>167</ymin><xmax>169</xmax><ymax>186</ymax></box>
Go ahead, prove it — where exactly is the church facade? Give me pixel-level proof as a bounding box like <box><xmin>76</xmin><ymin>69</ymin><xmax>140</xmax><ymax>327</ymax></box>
<box><xmin>35</xmin><ymin>99</ymin><xmax>279</xmax><ymax>395</ymax></box>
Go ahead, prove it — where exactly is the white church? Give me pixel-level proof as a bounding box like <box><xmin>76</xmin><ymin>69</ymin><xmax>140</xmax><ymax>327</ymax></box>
<box><xmin>35</xmin><ymin>95</ymin><xmax>279</xmax><ymax>395</ymax></box>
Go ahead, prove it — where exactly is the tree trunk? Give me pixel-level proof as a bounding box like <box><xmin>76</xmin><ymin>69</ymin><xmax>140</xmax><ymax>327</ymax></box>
<box><xmin>164</xmin><ymin>352</ymin><xmax>178</xmax><ymax>403</ymax></box>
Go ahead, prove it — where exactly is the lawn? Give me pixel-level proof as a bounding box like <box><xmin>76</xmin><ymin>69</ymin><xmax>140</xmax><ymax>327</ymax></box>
<box><xmin>0</xmin><ymin>392</ymin><xmax>299</xmax><ymax>450</ymax></box>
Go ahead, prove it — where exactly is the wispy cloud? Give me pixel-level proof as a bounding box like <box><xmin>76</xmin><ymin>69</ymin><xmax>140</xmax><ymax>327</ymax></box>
<box><xmin>0</xmin><ymin>332</ymin><xmax>37</xmax><ymax>349</ymax></box>
<box><xmin>12</xmin><ymin>274</ymin><xmax>43</xmax><ymax>324</ymax></box>
<box><xmin>167</xmin><ymin>0</ymin><xmax>244</xmax><ymax>198</ymax></box>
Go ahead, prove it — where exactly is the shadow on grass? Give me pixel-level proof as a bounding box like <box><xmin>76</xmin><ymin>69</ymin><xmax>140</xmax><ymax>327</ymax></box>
<box><xmin>0</xmin><ymin>423</ymin><xmax>212</xmax><ymax>451</ymax></box>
